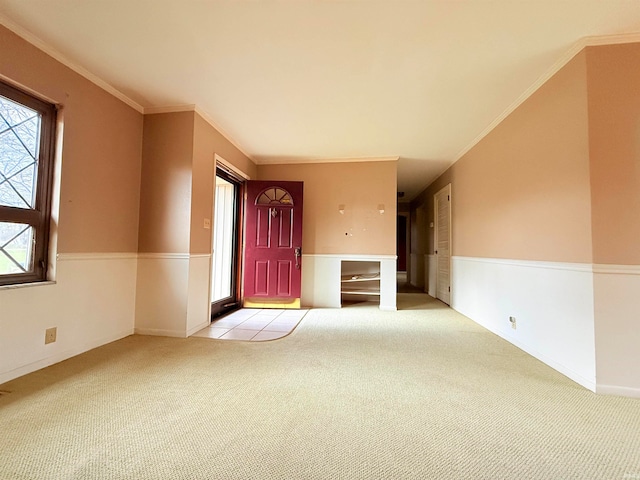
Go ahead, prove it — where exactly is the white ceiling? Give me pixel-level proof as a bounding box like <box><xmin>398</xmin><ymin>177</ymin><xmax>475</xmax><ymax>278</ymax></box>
<box><xmin>2</xmin><ymin>1</ymin><xmax>640</xmax><ymax>201</ymax></box>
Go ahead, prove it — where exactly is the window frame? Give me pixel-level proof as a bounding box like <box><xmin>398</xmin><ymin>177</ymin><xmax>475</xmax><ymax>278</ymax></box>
<box><xmin>0</xmin><ymin>81</ymin><xmax>57</xmax><ymax>286</ymax></box>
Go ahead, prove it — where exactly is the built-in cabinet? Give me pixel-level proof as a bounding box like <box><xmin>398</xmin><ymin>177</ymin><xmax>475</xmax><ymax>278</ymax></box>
<box><xmin>341</xmin><ymin>260</ymin><xmax>381</xmax><ymax>305</ymax></box>
<box><xmin>301</xmin><ymin>254</ymin><xmax>397</xmax><ymax>310</ymax></box>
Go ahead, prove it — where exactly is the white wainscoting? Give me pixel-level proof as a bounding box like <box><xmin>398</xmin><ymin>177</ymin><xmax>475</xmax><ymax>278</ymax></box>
<box><xmin>451</xmin><ymin>256</ymin><xmax>596</xmax><ymax>391</ymax></box>
<box><xmin>427</xmin><ymin>254</ymin><xmax>436</xmax><ymax>297</ymax></box>
<box><xmin>186</xmin><ymin>254</ymin><xmax>213</xmax><ymax>336</ymax></box>
<box><xmin>135</xmin><ymin>253</ymin><xmax>190</xmax><ymax>337</ymax></box>
<box><xmin>378</xmin><ymin>257</ymin><xmax>397</xmax><ymax>311</ymax></box>
<box><xmin>0</xmin><ymin>253</ymin><xmax>137</xmax><ymax>384</ymax></box>
<box><xmin>593</xmin><ymin>265</ymin><xmax>640</xmax><ymax>398</ymax></box>
<box><xmin>409</xmin><ymin>253</ymin><xmax>424</xmax><ymax>290</ymax></box>
<box><xmin>301</xmin><ymin>254</ymin><xmax>397</xmax><ymax>310</ymax></box>
<box><xmin>135</xmin><ymin>253</ymin><xmax>213</xmax><ymax>338</ymax></box>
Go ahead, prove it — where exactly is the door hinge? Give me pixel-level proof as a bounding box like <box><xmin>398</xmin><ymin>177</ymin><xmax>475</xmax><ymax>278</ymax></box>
<box><xmin>448</xmin><ymin>286</ymin><xmax>451</xmax><ymax>292</ymax></box>
<box><xmin>447</xmin><ymin>195</ymin><xmax>450</xmax><ymax>201</ymax></box>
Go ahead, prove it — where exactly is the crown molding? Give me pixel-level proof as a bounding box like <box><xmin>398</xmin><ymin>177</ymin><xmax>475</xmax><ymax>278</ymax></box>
<box><xmin>193</xmin><ymin>105</ymin><xmax>254</xmax><ymax>161</ymax></box>
<box><xmin>451</xmin><ymin>32</ymin><xmax>640</xmax><ymax>167</ymax></box>
<box><xmin>255</xmin><ymin>155</ymin><xmax>400</xmax><ymax>166</ymax></box>
<box><xmin>143</xmin><ymin>104</ymin><xmax>254</xmax><ymax>162</ymax></box>
<box><xmin>0</xmin><ymin>14</ymin><xmax>144</xmax><ymax>113</ymax></box>
<box><xmin>0</xmin><ymin>14</ymin><xmax>253</xmax><ymax>162</ymax></box>
<box><xmin>144</xmin><ymin>104</ymin><xmax>197</xmax><ymax>115</ymax></box>
<box><xmin>584</xmin><ymin>32</ymin><xmax>640</xmax><ymax>47</ymax></box>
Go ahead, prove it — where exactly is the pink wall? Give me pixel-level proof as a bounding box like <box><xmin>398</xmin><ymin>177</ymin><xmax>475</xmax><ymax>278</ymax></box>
<box><xmin>586</xmin><ymin>43</ymin><xmax>640</xmax><ymax>393</ymax></box>
<box><xmin>412</xmin><ymin>43</ymin><xmax>640</xmax><ymax>395</ymax></box>
<box><xmin>191</xmin><ymin>112</ymin><xmax>257</xmax><ymax>254</ymax></box>
<box><xmin>0</xmin><ymin>25</ymin><xmax>143</xmax><ymax>254</ymax></box>
<box><xmin>0</xmin><ymin>25</ymin><xmax>143</xmax><ymax>384</ymax></box>
<box><xmin>139</xmin><ymin>111</ymin><xmax>256</xmax><ymax>255</ymax></box>
<box><xmin>258</xmin><ymin>161</ymin><xmax>397</xmax><ymax>255</ymax></box>
<box><xmin>412</xmin><ymin>52</ymin><xmax>592</xmax><ymax>264</ymax></box>
<box><xmin>138</xmin><ymin>112</ymin><xmax>194</xmax><ymax>254</ymax></box>
<box><xmin>413</xmin><ymin>44</ymin><xmax>640</xmax><ymax>267</ymax></box>
<box><xmin>587</xmin><ymin>43</ymin><xmax>640</xmax><ymax>266</ymax></box>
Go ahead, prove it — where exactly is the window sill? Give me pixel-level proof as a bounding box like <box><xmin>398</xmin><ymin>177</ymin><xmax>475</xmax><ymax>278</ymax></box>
<box><xmin>0</xmin><ymin>280</ymin><xmax>56</xmax><ymax>291</ymax></box>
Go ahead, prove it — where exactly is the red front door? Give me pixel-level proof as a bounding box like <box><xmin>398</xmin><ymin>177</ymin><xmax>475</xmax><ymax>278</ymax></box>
<box><xmin>243</xmin><ymin>181</ymin><xmax>303</xmax><ymax>308</ymax></box>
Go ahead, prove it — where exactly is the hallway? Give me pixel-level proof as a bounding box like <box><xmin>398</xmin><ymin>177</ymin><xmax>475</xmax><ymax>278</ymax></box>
<box><xmin>396</xmin><ymin>271</ymin><xmax>424</xmax><ymax>294</ymax></box>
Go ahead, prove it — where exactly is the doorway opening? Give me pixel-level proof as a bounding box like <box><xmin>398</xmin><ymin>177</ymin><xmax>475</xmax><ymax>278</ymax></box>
<box><xmin>210</xmin><ymin>167</ymin><xmax>243</xmax><ymax>319</ymax></box>
<box><xmin>397</xmin><ymin>214</ymin><xmax>407</xmax><ymax>272</ymax></box>
<box><xmin>396</xmin><ymin>211</ymin><xmax>417</xmax><ymax>293</ymax></box>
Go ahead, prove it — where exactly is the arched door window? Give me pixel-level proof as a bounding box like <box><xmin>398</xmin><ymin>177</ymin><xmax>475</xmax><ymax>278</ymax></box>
<box><xmin>255</xmin><ymin>187</ymin><xmax>293</xmax><ymax>206</ymax></box>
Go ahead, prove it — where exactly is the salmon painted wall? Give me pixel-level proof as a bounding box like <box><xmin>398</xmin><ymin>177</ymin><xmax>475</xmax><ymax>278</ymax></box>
<box><xmin>411</xmin><ymin>44</ymin><xmax>640</xmax><ymax>395</ymax></box>
<box><xmin>0</xmin><ymin>25</ymin><xmax>142</xmax><ymax>384</ymax></box>
<box><xmin>135</xmin><ymin>110</ymin><xmax>256</xmax><ymax>336</ymax></box>
<box><xmin>191</xmin><ymin>112</ymin><xmax>257</xmax><ymax>255</ymax></box>
<box><xmin>139</xmin><ymin>111</ymin><xmax>256</xmax><ymax>255</ymax></box>
<box><xmin>412</xmin><ymin>51</ymin><xmax>592</xmax><ymax>264</ymax></box>
<box><xmin>138</xmin><ymin>112</ymin><xmax>194</xmax><ymax>254</ymax></box>
<box><xmin>257</xmin><ymin>161</ymin><xmax>397</xmax><ymax>255</ymax></box>
<box><xmin>0</xmin><ymin>25</ymin><xmax>143</xmax><ymax>254</ymax></box>
<box><xmin>409</xmin><ymin>50</ymin><xmax>597</xmax><ymax>391</ymax></box>
<box><xmin>586</xmin><ymin>43</ymin><xmax>640</xmax><ymax>394</ymax></box>
<box><xmin>587</xmin><ymin>44</ymin><xmax>640</xmax><ymax>266</ymax></box>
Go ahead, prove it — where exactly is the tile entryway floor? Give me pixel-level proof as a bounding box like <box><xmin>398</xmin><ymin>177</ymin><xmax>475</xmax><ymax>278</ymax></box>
<box><xmin>192</xmin><ymin>308</ymin><xmax>309</xmax><ymax>341</ymax></box>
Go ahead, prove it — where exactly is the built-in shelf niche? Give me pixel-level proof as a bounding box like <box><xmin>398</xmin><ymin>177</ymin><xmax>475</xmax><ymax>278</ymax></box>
<box><xmin>341</xmin><ymin>260</ymin><xmax>381</xmax><ymax>305</ymax></box>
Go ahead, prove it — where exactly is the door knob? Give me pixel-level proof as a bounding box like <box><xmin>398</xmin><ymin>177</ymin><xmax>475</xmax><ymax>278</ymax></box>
<box><xmin>294</xmin><ymin>247</ymin><xmax>302</xmax><ymax>269</ymax></box>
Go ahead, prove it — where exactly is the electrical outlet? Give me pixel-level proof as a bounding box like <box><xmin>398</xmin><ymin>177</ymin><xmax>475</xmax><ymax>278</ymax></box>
<box><xmin>509</xmin><ymin>316</ymin><xmax>517</xmax><ymax>330</ymax></box>
<box><xmin>45</xmin><ymin>327</ymin><xmax>57</xmax><ymax>344</ymax></box>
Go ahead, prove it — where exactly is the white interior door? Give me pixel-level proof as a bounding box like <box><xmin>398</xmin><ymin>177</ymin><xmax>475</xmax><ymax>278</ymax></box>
<box><xmin>434</xmin><ymin>184</ymin><xmax>451</xmax><ymax>305</ymax></box>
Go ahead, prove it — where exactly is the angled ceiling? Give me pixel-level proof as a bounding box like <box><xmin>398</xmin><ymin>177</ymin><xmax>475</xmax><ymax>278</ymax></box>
<box><xmin>2</xmin><ymin>1</ymin><xmax>640</xmax><ymax>201</ymax></box>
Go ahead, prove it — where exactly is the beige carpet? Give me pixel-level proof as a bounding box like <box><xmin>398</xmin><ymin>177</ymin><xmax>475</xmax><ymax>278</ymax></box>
<box><xmin>1</xmin><ymin>294</ymin><xmax>639</xmax><ymax>479</ymax></box>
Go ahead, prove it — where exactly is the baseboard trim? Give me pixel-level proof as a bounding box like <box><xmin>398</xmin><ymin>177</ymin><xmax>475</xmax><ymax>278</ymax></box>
<box><xmin>186</xmin><ymin>321</ymin><xmax>210</xmax><ymax>337</ymax></box>
<box><xmin>596</xmin><ymin>384</ymin><xmax>640</xmax><ymax>398</ymax></box>
<box><xmin>0</xmin><ymin>328</ymin><xmax>134</xmax><ymax>385</ymax></box>
<box><xmin>134</xmin><ymin>327</ymin><xmax>187</xmax><ymax>338</ymax></box>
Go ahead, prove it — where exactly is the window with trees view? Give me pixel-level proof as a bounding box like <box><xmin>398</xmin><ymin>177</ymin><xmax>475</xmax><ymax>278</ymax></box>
<box><xmin>0</xmin><ymin>81</ymin><xmax>56</xmax><ymax>286</ymax></box>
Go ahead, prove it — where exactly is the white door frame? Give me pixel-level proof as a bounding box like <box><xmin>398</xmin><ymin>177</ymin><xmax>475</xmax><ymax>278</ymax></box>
<box><xmin>208</xmin><ymin>154</ymin><xmax>250</xmax><ymax>322</ymax></box>
<box><xmin>434</xmin><ymin>183</ymin><xmax>452</xmax><ymax>305</ymax></box>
